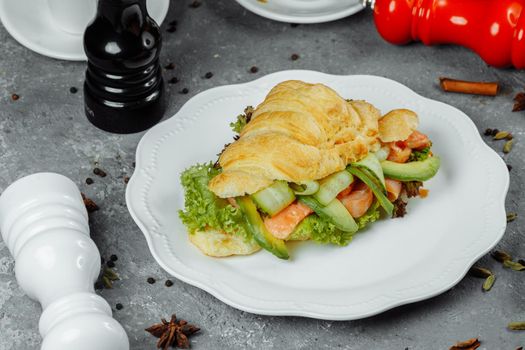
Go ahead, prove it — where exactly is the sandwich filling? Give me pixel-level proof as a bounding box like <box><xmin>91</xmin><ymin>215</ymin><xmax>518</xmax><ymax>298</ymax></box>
<box><xmin>178</xmin><ymin>81</ymin><xmax>440</xmax><ymax>259</ymax></box>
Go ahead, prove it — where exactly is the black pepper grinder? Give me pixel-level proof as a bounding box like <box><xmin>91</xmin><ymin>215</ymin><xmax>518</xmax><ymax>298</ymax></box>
<box><xmin>83</xmin><ymin>0</ymin><xmax>165</xmax><ymax>134</ymax></box>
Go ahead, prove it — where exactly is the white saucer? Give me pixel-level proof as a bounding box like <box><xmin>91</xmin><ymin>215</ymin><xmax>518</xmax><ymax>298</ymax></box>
<box><xmin>0</xmin><ymin>0</ymin><xmax>170</xmax><ymax>61</ymax></box>
<box><xmin>235</xmin><ymin>0</ymin><xmax>364</xmax><ymax>23</ymax></box>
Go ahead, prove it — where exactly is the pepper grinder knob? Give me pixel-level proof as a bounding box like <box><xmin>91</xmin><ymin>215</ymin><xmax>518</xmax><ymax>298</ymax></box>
<box><xmin>0</xmin><ymin>173</ymin><xmax>129</xmax><ymax>350</ymax></box>
<box><xmin>83</xmin><ymin>0</ymin><xmax>165</xmax><ymax>134</ymax></box>
<box><xmin>371</xmin><ymin>0</ymin><xmax>525</xmax><ymax>69</ymax></box>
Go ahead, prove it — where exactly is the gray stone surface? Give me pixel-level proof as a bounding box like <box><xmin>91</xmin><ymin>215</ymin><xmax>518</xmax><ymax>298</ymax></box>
<box><xmin>0</xmin><ymin>1</ymin><xmax>524</xmax><ymax>349</ymax></box>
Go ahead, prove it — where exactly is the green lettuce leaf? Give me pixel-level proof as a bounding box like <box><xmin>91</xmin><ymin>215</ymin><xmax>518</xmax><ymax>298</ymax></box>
<box><xmin>288</xmin><ymin>215</ymin><xmax>354</xmax><ymax>246</ymax></box>
<box><xmin>408</xmin><ymin>145</ymin><xmax>431</xmax><ymax>162</ymax></box>
<box><xmin>289</xmin><ymin>202</ymin><xmax>381</xmax><ymax>245</ymax></box>
<box><xmin>355</xmin><ymin>202</ymin><xmax>381</xmax><ymax>229</ymax></box>
<box><xmin>179</xmin><ymin>163</ymin><xmax>383</xmax><ymax>250</ymax></box>
<box><xmin>230</xmin><ymin>106</ymin><xmax>254</xmax><ymax>134</ymax></box>
<box><xmin>178</xmin><ymin>163</ymin><xmax>251</xmax><ymax>240</ymax></box>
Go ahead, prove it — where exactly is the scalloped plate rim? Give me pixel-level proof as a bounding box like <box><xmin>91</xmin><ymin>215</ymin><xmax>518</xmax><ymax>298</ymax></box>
<box><xmin>126</xmin><ymin>70</ymin><xmax>509</xmax><ymax>320</ymax></box>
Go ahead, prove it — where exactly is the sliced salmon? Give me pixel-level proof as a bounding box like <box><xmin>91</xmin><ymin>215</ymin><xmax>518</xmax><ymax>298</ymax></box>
<box><xmin>339</xmin><ymin>182</ymin><xmax>374</xmax><ymax>218</ymax></box>
<box><xmin>385</xmin><ymin>178</ymin><xmax>402</xmax><ymax>202</ymax></box>
<box><xmin>387</xmin><ymin>141</ymin><xmax>412</xmax><ymax>163</ymax></box>
<box><xmin>406</xmin><ymin>130</ymin><xmax>431</xmax><ymax>150</ymax></box>
<box><xmin>337</xmin><ymin>182</ymin><xmax>355</xmax><ymax>200</ymax></box>
<box><xmin>264</xmin><ymin>201</ymin><xmax>313</xmax><ymax>240</ymax></box>
<box><xmin>227</xmin><ymin>197</ymin><xmax>239</xmax><ymax>208</ymax></box>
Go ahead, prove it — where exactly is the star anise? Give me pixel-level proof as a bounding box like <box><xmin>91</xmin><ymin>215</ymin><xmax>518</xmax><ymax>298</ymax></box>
<box><xmin>146</xmin><ymin>314</ymin><xmax>200</xmax><ymax>349</ymax></box>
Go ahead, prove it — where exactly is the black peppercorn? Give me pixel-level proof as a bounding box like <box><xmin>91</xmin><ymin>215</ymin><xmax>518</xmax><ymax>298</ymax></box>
<box><xmin>484</xmin><ymin>128</ymin><xmax>493</xmax><ymax>136</ymax></box>
<box><xmin>107</xmin><ymin>260</ymin><xmax>115</xmax><ymax>268</ymax></box>
<box><xmin>168</xmin><ymin>77</ymin><xmax>179</xmax><ymax>84</ymax></box>
<box><xmin>291</xmin><ymin>53</ymin><xmax>300</xmax><ymax>61</ymax></box>
<box><xmin>70</xmin><ymin>87</ymin><xmax>78</xmax><ymax>94</ymax></box>
<box><xmin>180</xmin><ymin>88</ymin><xmax>189</xmax><ymax>94</ymax></box>
<box><xmin>110</xmin><ymin>254</ymin><xmax>118</xmax><ymax>262</ymax></box>
<box><xmin>147</xmin><ymin>277</ymin><xmax>156</xmax><ymax>284</ymax></box>
<box><xmin>93</xmin><ymin>167</ymin><xmax>107</xmax><ymax>177</ymax></box>
<box><xmin>11</xmin><ymin>94</ymin><xmax>19</xmax><ymax>101</ymax></box>
<box><xmin>165</xmin><ymin>279</ymin><xmax>174</xmax><ymax>287</ymax></box>
<box><xmin>189</xmin><ymin>1</ymin><xmax>201</xmax><ymax>8</ymax></box>
<box><xmin>116</xmin><ymin>303</ymin><xmax>123</xmax><ymax>310</ymax></box>
<box><xmin>86</xmin><ymin>178</ymin><xmax>94</xmax><ymax>185</ymax></box>
<box><xmin>491</xmin><ymin>128</ymin><xmax>499</xmax><ymax>136</ymax></box>
<box><xmin>204</xmin><ymin>72</ymin><xmax>213</xmax><ymax>79</ymax></box>
<box><xmin>250</xmin><ymin>66</ymin><xmax>259</xmax><ymax>73</ymax></box>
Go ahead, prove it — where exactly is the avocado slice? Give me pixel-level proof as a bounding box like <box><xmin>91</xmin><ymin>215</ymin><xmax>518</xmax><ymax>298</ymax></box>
<box><xmin>381</xmin><ymin>156</ymin><xmax>440</xmax><ymax>182</ymax></box>
<box><xmin>299</xmin><ymin>196</ymin><xmax>358</xmax><ymax>233</ymax></box>
<box><xmin>236</xmin><ymin>196</ymin><xmax>289</xmax><ymax>260</ymax></box>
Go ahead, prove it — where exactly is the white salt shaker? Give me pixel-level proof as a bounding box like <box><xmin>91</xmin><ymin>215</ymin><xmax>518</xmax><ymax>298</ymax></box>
<box><xmin>0</xmin><ymin>173</ymin><xmax>129</xmax><ymax>350</ymax></box>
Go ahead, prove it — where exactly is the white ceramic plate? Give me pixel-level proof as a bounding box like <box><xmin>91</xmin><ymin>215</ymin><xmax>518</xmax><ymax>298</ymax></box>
<box><xmin>126</xmin><ymin>70</ymin><xmax>509</xmax><ymax>320</ymax></box>
<box><xmin>235</xmin><ymin>0</ymin><xmax>364</xmax><ymax>23</ymax></box>
<box><xmin>0</xmin><ymin>0</ymin><xmax>169</xmax><ymax>61</ymax></box>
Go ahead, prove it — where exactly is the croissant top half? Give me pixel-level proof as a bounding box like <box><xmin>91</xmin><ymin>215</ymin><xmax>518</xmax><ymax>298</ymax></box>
<box><xmin>208</xmin><ymin>80</ymin><xmax>381</xmax><ymax>198</ymax></box>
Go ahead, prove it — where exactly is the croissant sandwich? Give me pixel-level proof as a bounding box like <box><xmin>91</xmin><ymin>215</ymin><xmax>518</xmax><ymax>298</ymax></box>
<box><xmin>179</xmin><ymin>80</ymin><xmax>440</xmax><ymax>259</ymax></box>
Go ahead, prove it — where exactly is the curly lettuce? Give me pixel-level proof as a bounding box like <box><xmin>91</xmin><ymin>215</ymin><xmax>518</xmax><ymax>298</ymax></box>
<box><xmin>230</xmin><ymin>106</ymin><xmax>254</xmax><ymax>134</ymax></box>
<box><xmin>178</xmin><ymin>163</ymin><xmax>251</xmax><ymax>240</ymax></box>
<box><xmin>287</xmin><ymin>203</ymin><xmax>381</xmax><ymax>246</ymax></box>
<box><xmin>408</xmin><ymin>145</ymin><xmax>432</xmax><ymax>162</ymax></box>
<box><xmin>179</xmin><ymin>163</ymin><xmax>383</xmax><ymax>249</ymax></box>
<box><xmin>288</xmin><ymin>215</ymin><xmax>353</xmax><ymax>246</ymax></box>
<box><xmin>355</xmin><ymin>202</ymin><xmax>381</xmax><ymax>229</ymax></box>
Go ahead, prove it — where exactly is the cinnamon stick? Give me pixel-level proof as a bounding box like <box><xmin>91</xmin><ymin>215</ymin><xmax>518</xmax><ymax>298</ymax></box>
<box><xmin>439</xmin><ymin>77</ymin><xmax>499</xmax><ymax>96</ymax></box>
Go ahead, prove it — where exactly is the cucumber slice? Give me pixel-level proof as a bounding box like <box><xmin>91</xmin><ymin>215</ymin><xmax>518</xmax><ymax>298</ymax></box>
<box><xmin>352</xmin><ymin>153</ymin><xmax>386</xmax><ymax>192</ymax></box>
<box><xmin>251</xmin><ymin>181</ymin><xmax>295</xmax><ymax>216</ymax></box>
<box><xmin>299</xmin><ymin>196</ymin><xmax>358</xmax><ymax>233</ymax></box>
<box><xmin>347</xmin><ymin>167</ymin><xmax>394</xmax><ymax>217</ymax></box>
<box><xmin>290</xmin><ymin>180</ymin><xmax>320</xmax><ymax>196</ymax></box>
<box><xmin>313</xmin><ymin>171</ymin><xmax>354</xmax><ymax>206</ymax></box>
<box><xmin>374</xmin><ymin>145</ymin><xmax>390</xmax><ymax>162</ymax></box>
<box><xmin>236</xmin><ymin>196</ymin><xmax>289</xmax><ymax>260</ymax></box>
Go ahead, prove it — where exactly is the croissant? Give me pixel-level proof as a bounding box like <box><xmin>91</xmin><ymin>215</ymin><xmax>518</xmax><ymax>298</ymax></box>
<box><xmin>208</xmin><ymin>80</ymin><xmax>382</xmax><ymax>198</ymax></box>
